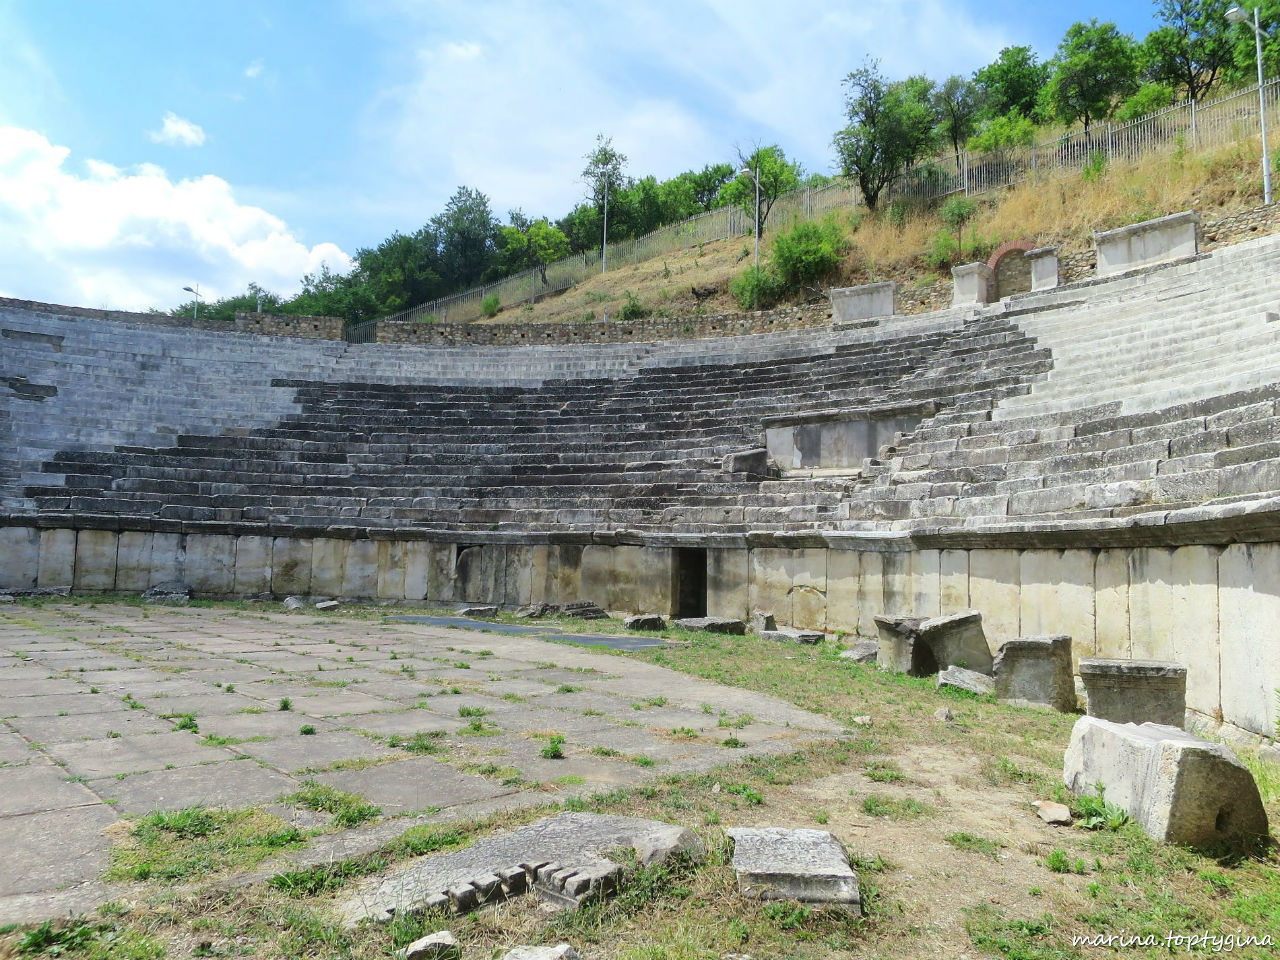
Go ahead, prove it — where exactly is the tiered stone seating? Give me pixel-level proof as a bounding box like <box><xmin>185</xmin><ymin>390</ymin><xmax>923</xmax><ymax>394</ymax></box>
<box><xmin>846</xmin><ymin>234</ymin><xmax>1280</xmax><ymax>531</ymax></box>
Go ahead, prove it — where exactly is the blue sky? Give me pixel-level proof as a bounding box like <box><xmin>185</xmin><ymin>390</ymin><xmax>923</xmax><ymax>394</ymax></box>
<box><xmin>1</xmin><ymin>0</ymin><xmax>1161</xmax><ymax>310</ymax></box>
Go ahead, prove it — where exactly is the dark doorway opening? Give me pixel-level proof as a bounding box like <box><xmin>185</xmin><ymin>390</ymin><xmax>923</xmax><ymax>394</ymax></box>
<box><xmin>673</xmin><ymin>548</ymin><xmax>707</xmax><ymax>618</ymax></box>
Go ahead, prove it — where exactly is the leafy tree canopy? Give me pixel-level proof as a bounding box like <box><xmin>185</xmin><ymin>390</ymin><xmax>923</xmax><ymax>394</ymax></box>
<box><xmin>717</xmin><ymin>145</ymin><xmax>803</xmax><ymax>236</ymax></box>
<box><xmin>1044</xmin><ymin>20</ymin><xmax>1141</xmax><ymax>134</ymax></box>
<box><xmin>1142</xmin><ymin>0</ymin><xmax>1235</xmax><ymax>102</ymax></box>
<box><xmin>973</xmin><ymin>46</ymin><xmax>1051</xmax><ymax>119</ymax></box>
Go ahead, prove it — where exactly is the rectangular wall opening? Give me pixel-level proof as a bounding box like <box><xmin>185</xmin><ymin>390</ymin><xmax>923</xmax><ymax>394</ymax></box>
<box><xmin>673</xmin><ymin>548</ymin><xmax>707</xmax><ymax>618</ymax></box>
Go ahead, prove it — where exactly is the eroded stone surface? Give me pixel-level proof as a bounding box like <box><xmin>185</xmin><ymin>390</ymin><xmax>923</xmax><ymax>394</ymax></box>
<box><xmin>673</xmin><ymin>617</ymin><xmax>746</xmax><ymax>635</ymax></box>
<box><xmin>1063</xmin><ymin>716</ymin><xmax>1268</xmax><ymax>846</ymax></box>
<box><xmin>502</xmin><ymin>946</ymin><xmax>582</xmax><ymax>960</ymax></box>
<box><xmin>760</xmin><ymin>629</ymin><xmax>824</xmax><ymax>645</ymax></box>
<box><xmin>875</xmin><ymin>611</ymin><xmax>992</xmax><ymax>676</ymax></box>
<box><xmin>839</xmin><ymin>640</ymin><xmax>878</xmax><ymax>664</ymax></box>
<box><xmin>1079</xmin><ymin>658</ymin><xmax>1187</xmax><ymax>727</ymax></box>
<box><xmin>397</xmin><ymin>930</ymin><xmax>461</xmax><ymax>960</ymax></box>
<box><xmin>994</xmin><ymin>635</ymin><xmax>1074</xmax><ymax>711</ymax></box>
<box><xmin>624</xmin><ymin>614</ymin><xmax>666</xmax><ymax>631</ymax></box>
<box><xmin>337</xmin><ymin>812</ymin><xmax>704</xmax><ymax>926</ymax></box>
<box><xmin>726</xmin><ymin>827</ymin><xmax>859</xmax><ymax>906</ymax></box>
<box><xmin>936</xmin><ymin>665</ymin><xmax>995</xmax><ymax>697</ymax></box>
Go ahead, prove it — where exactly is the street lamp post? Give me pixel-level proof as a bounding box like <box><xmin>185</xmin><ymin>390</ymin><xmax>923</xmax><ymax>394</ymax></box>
<box><xmin>602</xmin><ymin>179</ymin><xmax>609</xmax><ymax>275</ymax></box>
<box><xmin>1228</xmin><ymin>4</ymin><xmax>1273</xmax><ymax>205</ymax></box>
<box><xmin>182</xmin><ymin>284</ymin><xmax>202</xmax><ymax>320</ymax></box>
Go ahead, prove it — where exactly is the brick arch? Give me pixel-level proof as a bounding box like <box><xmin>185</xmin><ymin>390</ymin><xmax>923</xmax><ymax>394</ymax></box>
<box><xmin>988</xmin><ymin>239</ymin><xmax>1036</xmax><ymax>300</ymax></box>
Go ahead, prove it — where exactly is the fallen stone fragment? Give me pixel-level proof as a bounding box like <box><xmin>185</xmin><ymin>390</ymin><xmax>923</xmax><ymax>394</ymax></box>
<box><xmin>338</xmin><ymin>812</ymin><xmax>704</xmax><ymax>926</ymax></box>
<box><xmin>0</xmin><ymin>594</ymin><xmax>13</xmax><ymax>604</ymax></box>
<box><xmin>994</xmin><ymin>635</ymin><xmax>1074</xmax><ymax>712</ymax></box>
<box><xmin>933</xmin><ymin>707</ymin><xmax>953</xmax><ymax>722</ymax></box>
<box><xmin>315</xmin><ymin>599</ymin><xmax>341</xmax><ymax>610</ymax></box>
<box><xmin>502</xmin><ymin>946</ymin><xmax>582</xmax><ymax>960</ymax></box>
<box><xmin>9</xmin><ymin>585</ymin><xmax>70</xmax><ymax>597</ymax></box>
<box><xmin>282</xmin><ymin>596</ymin><xmax>305</xmax><ymax>611</ymax></box>
<box><xmin>142</xmin><ymin>580</ymin><xmax>191</xmax><ymax>604</ymax></box>
<box><xmin>397</xmin><ymin>931</ymin><xmax>461</xmax><ymax>960</ymax></box>
<box><xmin>1033</xmin><ymin>800</ymin><xmax>1073</xmax><ymax>826</ymax></box>
<box><xmin>760</xmin><ymin>629</ymin><xmax>824</xmax><ymax>645</ymax></box>
<box><xmin>839</xmin><ymin>641</ymin><xmax>878</xmax><ymax>664</ymax></box>
<box><xmin>516</xmin><ymin>602</ymin><xmax>559</xmax><ymax>619</ymax></box>
<box><xmin>936</xmin><ymin>665</ymin><xmax>995</xmax><ymax>697</ymax></box>
<box><xmin>750</xmin><ymin>610</ymin><xmax>777</xmax><ymax>633</ymax></box>
<box><xmin>624</xmin><ymin>614</ymin><xmax>666</xmax><ymax>631</ymax></box>
<box><xmin>1063</xmin><ymin>717</ymin><xmax>1269</xmax><ymax>846</ymax></box>
<box><xmin>849</xmin><ymin>715</ymin><xmax>872</xmax><ymax>726</ymax></box>
<box><xmin>722</xmin><ymin>448</ymin><xmax>772</xmax><ymax>476</ymax></box>
<box><xmin>673</xmin><ymin>616</ymin><xmax>746</xmax><ymax>635</ymax></box>
<box><xmin>560</xmin><ymin>600</ymin><xmax>607</xmax><ymax>620</ymax></box>
<box><xmin>726</xmin><ymin>827</ymin><xmax>860</xmax><ymax>907</ymax></box>
<box><xmin>874</xmin><ymin>611</ymin><xmax>993</xmax><ymax>676</ymax></box>
<box><xmin>458</xmin><ymin>605</ymin><xmax>498</xmax><ymax>618</ymax></box>
<box><xmin>1078</xmin><ymin>658</ymin><xmax>1186</xmax><ymax>727</ymax></box>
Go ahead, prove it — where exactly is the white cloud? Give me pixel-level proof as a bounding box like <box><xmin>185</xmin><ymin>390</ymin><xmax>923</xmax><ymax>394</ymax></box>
<box><xmin>148</xmin><ymin>111</ymin><xmax>207</xmax><ymax>148</ymax></box>
<box><xmin>0</xmin><ymin>126</ymin><xmax>352</xmax><ymax>310</ymax></box>
<box><xmin>245</xmin><ymin>58</ymin><xmax>264</xmax><ymax>79</ymax></box>
<box><xmin>362</xmin><ymin>0</ymin><xmax>1013</xmax><ymax>220</ymax></box>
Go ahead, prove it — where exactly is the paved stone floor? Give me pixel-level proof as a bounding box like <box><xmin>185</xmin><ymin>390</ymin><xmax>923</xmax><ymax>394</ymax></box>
<box><xmin>0</xmin><ymin>603</ymin><xmax>839</xmax><ymax>922</ymax></box>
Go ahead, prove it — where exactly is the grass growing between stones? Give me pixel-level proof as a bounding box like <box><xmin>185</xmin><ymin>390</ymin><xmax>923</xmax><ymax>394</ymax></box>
<box><xmin>4</xmin><ymin>600</ymin><xmax>1280</xmax><ymax>960</ymax></box>
<box><xmin>106</xmin><ymin>807</ymin><xmax>306</xmax><ymax>882</ymax></box>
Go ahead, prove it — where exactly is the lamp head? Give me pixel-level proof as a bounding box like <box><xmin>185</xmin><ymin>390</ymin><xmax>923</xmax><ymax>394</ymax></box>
<box><xmin>1226</xmin><ymin>5</ymin><xmax>1249</xmax><ymax>24</ymax></box>
<box><xmin>182</xmin><ymin>286</ymin><xmax>195</xmax><ymax>293</ymax></box>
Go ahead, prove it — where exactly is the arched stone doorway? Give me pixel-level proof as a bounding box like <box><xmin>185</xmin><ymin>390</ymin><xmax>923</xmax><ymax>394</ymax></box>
<box><xmin>988</xmin><ymin>240</ymin><xmax>1036</xmax><ymax>300</ymax></box>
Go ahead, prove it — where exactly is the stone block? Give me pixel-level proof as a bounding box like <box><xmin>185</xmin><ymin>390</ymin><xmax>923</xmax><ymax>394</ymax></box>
<box><xmin>938</xmin><ymin>550</ymin><xmax>969</xmax><ymax>614</ymax></box>
<box><xmin>624</xmin><ymin>614</ymin><xmax>666</xmax><ymax>631</ymax></box>
<box><xmin>114</xmin><ymin>531</ymin><xmax>153</xmax><ymax>592</ymax></box>
<box><xmin>839</xmin><ymin>640</ymin><xmax>878</xmax><ymax>663</ymax></box>
<box><xmin>761</xmin><ymin>628</ymin><xmax>824</xmax><ymax>645</ymax></box>
<box><xmin>73</xmin><ymin>530</ymin><xmax>117</xmax><ymax>591</ymax></box>
<box><xmin>397</xmin><ymin>931</ymin><xmax>461</xmax><ymax>960</ymax></box>
<box><xmin>1026</xmin><ymin>246</ymin><xmax>1059</xmax><ymax>291</ymax></box>
<box><xmin>791</xmin><ymin>548</ymin><xmax>827</xmax><ymax>631</ymax></box>
<box><xmin>232</xmin><ymin>536</ymin><xmax>272</xmax><ymax>596</ymax></box>
<box><xmin>185</xmin><ymin>535</ymin><xmax>236</xmax><ymax>596</ymax></box>
<box><xmin>149</xmin><ymin>533</ymin><xmax>185</xmax><ymax>585</ymax></box>
<box><xmin>0</xmin><ymin>526</ymin><xmax>39</xmax><ymax>591</ymax></box>
<box><xmin>311</xmin><ymin>539</ymin><xmax>348</xmax><ymax>597</ymax></box>
<box><xmin>37</xmin><ymin>528</ymin><xmax>76</xmax><ymax>589</ymax></box>
<box><xmin>1218</xmin><ymin>542</ymin><xmax>1280</xmax><ymax>738</ymax></box>
<box><xmin>830</xmin><ymin>280</ymin><xmax>896</xmax><ymax>323</ymax></box>
<box><xmin>951</xmin><ymin>262</ymin><xmax>994</xmax><ymax>306</ymax></box>
<box><xmin>751</xmin><ymin>609</ymin><xmax>777</xmax><ymax>633</ymax></box>
<box><xmin>502</xmin><ymin>947</ymin><xmax>581</xmax><ymax>960</ymax></box>
<box><xmin>404</xmin><ymin>541</ymin><xmax>431</xmax><ymax>602</ymax></box>
<box><xmin>722</xmin><ymin>448</ymin><xmax>771</xmax><ymax>476</ymax></box>
<box><xmin>875</xmin><ymin>610</ymin><xmax>993</xmax><ymax>676</ymax></box>
<box><xmin>1094</xmin><ymin>210</ymin><xmax>1199</xmax><ymax>278</ymax></box>
<box><xmin>825</xmin><ymin>550</ymin><xmax>860</xmax><ymax>634</ymax></box>
<box><xmin>1063</xmin><ymin>717</ymin><xmax>1268</xmax><ymax>846</ymax></box>
<box><xmin>994</xmin><ymin>635</ymin><xmax>1074</xmax><ymax>711</ymax></box>
<box><xmin>726</xmin><ymin>827</ymin><xmax>860</xmax><ymax>906</ymax></box>
<box><xmin>968</xmin><ymin>549</ymin><xmax>1020</xmax><ymax>648</ymax></box>
<box><xmin>342</xmin><ymin>539</ymin><xmax>379</xmax><ymax>598</ymax></box>
<box><xmin>673</xmin><ymin>616</ymin><xmax>745</xmax><ymax>634</ymax></box>
<box><xmin>271</xmin><ymin>538</ymin><xmax>312</xmax><ymax>597</ymax></box>
<box><xmin>1079</xmin><ymin>658</ymin><xmax>1187</xmax><ymax>727</ymax></box>
<box><xmin>936</xmin><ymin>665</ymin><xmax>995</xmax><ymax>696</ymax></box>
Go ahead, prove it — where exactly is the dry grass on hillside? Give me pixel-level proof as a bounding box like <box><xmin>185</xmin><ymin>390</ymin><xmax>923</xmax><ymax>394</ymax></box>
<box><xmin>489</xmin><ymin>137</ymin><xmax>1275</xmax><ymax>325</ymax></box>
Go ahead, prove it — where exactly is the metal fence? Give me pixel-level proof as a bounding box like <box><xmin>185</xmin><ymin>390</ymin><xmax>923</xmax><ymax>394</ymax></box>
<box><xmin>381</xmin><ymin>78</ymin><xmax>1280</xmax><ymax>328</ymax></box>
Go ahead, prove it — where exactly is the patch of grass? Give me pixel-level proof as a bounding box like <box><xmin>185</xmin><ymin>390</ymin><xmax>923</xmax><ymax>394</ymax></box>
<box><xmin>285</xmin><ymin>780</ymin><xmax>381</xmax><ymax>828</ymax></box>
<box><xmin>964</xmin><ymin>904</ymin><xmax>1081</xmax><ymax>960</ymax></box>
<box><xmin>722</xmin><ymin>736</ymin><xmax>746</xmax><ymax>748</ymax></box>
<box><xmin>555</xmin><ymin>684</ymin><xmax>582</xmax><ymax>694</ymax></box>
<box><xmin>388</xmin><ymin>730</ymin><xmax>445</xmax><ymax>754</ymax></box>
<box><xmin>457</xmin><ymin>705</ymin><xmax>488</xmax><ymax>718</ymax></box>
<box><xmin>541</xmin><ymin>734</ymin><xmax>566</xmax><ymax>759</ymax></box>
<box><xmin>299</xmin><ymin>724</ymin><xmax>317</xmax><ymax>736</ymax></box>
<box><xmin>278</xmin><ymin>698</ymin><xmax>292</xmax><ymax>711</ymax></box>
<box><xmin>1071</xmin><ymin>786</ymin><xmax>1130</xmax><ymax>831</ymax></box>
<box><xmin>1043</xmin><ymin>849</ymin><xmax>1088</xmax><ymax>874</ymax></box>
<box><xmin>861</xmin><ymin>794</ymin><xmax>934</xmax><ymax>820</ymax></box>
<box><xmin>670</xmin><ymin>726</ymin><xmax>699</xmax><ymax>740</ymax></box>
<box><xmin>945</xmin><ymin>831</ymin><xmax>1002</xmax><ymax>858</ymax></box>
<box><xmin>725</xmin><ymin>783</ymin><xmax>763</xmax><ymax>805</ymax></box>
<box><xmin>169</xmin><ymin>713</ymin><xmax>199</xmax><ymax>733</ymax></box>
<box><xmin>863</xmin><ymin>759</ymin><xmax>906</xmax><ymax>783</ymax></box>
<box><xmin>630</xmin><ymin>754</ymin><xmax>656</xmax><ymax>767</ymax></box>
<box><xmin>107</xmin><ymin>806</ymin><xmax>303</xmax><ymax>882</ymax></box>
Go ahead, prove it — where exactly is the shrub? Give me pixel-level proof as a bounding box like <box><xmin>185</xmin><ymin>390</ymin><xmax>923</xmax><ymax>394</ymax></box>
<box><xmin>480</xmin><ymin>293</ymin><xmax>501</xmax><ymax>318</ymax></box>
<box><xmin>771</xmin><ymin>217</ymin><xmax>849</xmax><ymax>289</ymax></box>
<box><xmin>968</xmin><ymin>112</ymin><xmax>1037</xmax><ymax>154</ymax></box>
<box><xmin>924</xmin><ymin>230</ymin><xmax>960</xmax><ymax>270</ymax></box>
<box><xmin>541</xmin><ymin>734</ymin><xmax>566</xmax><ymax>759</ymax></box>
<box><xmin>729</xmin><ymin>265</ymin><xmax>786</xmax><ymax>310</ymax></box>
<box><xmin>1116</xmin><ymin>82</ymin><xmax>1174</xmax><ymax>124</ymax></box>
<box><xmin>617</xmin><ymin>291</ymin><xmax>650</xmax><ymax>322</ymax></box>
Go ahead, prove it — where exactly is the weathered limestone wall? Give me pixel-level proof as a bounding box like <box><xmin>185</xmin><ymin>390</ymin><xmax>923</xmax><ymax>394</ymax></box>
<box><xmin>4</xmin><ymin>524</ymin><xmax>1276</xmax><ymax>741</ymax></box>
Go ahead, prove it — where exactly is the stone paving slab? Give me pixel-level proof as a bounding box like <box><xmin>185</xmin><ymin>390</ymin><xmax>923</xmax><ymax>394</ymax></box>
<box><xmin>0</xmin><ymin>805</ymin><xmax>119</xmax><ymax>896</ymax></box>
<box><xmin>727</xmin><ymin>827</ymin><xmax>860</xmax><ymax>906</ymax></box>
<box><xmin>238</xmin><ymin>730</ymin><xmax>398</xmax><ymax>774</ymax></box>
<box><xmin>87</xmin><ymin>759</ymin><xmax>301</xmax><ymax>814</ymax></box>
<box><xmin>0</xmin><ymin>761</ymin><xmax>104</xmax><ymax>816</ymax></box>
<box><xmin>48</xmin><ymin>731</ymin><xmax>229</xmax><ymax>779</ymax></box>
<box><xmin>0</xmin><ymin>678</ymin><xmax>94</xmax><ymax>698</ymax></box>
<box><xmin>316</xmin><ymin>756</ymin><xmax>515</xmax><ymax>815</ymax></box>
<box><xmin>0</xmin><ymin>603</ymin><xmax>839</xmax><ymax>924</ymax></box>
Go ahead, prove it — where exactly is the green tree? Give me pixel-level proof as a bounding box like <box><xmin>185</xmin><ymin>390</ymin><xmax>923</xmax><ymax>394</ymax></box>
<box><xmin>582</xmin><ymin>134</ymin><xmax>629</xmax><ymax>261</ymax></box>
<box><xmin>933</xmin><ymin>75</ymin><xmax>982</xmax><ymax>166</ymax></box>
<box><xmin>346</xmin><ymin>228</ymin><xmax>444</xmax><ymax>313</ymax></box>
<box><xmin>1044</xmin><ymin>20</ymin><xmax>1140</xmax><ymax>135</ymax></box>
<box><xmin>717</xmin><ymin>145</ymin><xmax>803</xmax><ymax>238</ymax></box>
<box><xmin>1142</xmin><ymin>0</ymin><xmax>1234</xmax><ymax>102</ymax></box>
<box><xmin>498</xmin><ymin>217</ymin><xmax>571</xmax><ymax>283</ymax></box>
<box><xmin>973</xmin><ymin>46</ymin><xmax>1051</xmax><ymax>119</ymax></box>
<box><xmin>1224</xmin><ymin>0</ymin><xmax>1280</xmax><ymax>83</ymax></box>
<box><xmin>285</xmin><ymin>264</ymin><xmax>379</xmax><ymax>323</ymax></box>
<box><xmin>833</xmin><ymin>60</ymin><xmax>938</xmax><ymax>211</ymax></box>
<box><xmin>1115</xmin><ymin>81</ymin><xmax>1177</xmax><ymax>121</ymax></box>
<box><xmin>432</xmin><ymin>186</ymin><xmax>497</xmax><ymax>290</ymax></box>
<box><xmin>968</xmin><ymin>112</ymin><xmax>1038</xmax><ymax>153</ymax></box>
<box><xmin>940</xmin><ymin>195</ymin><xmax>977</xmax><ymax>259</ymax></box>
